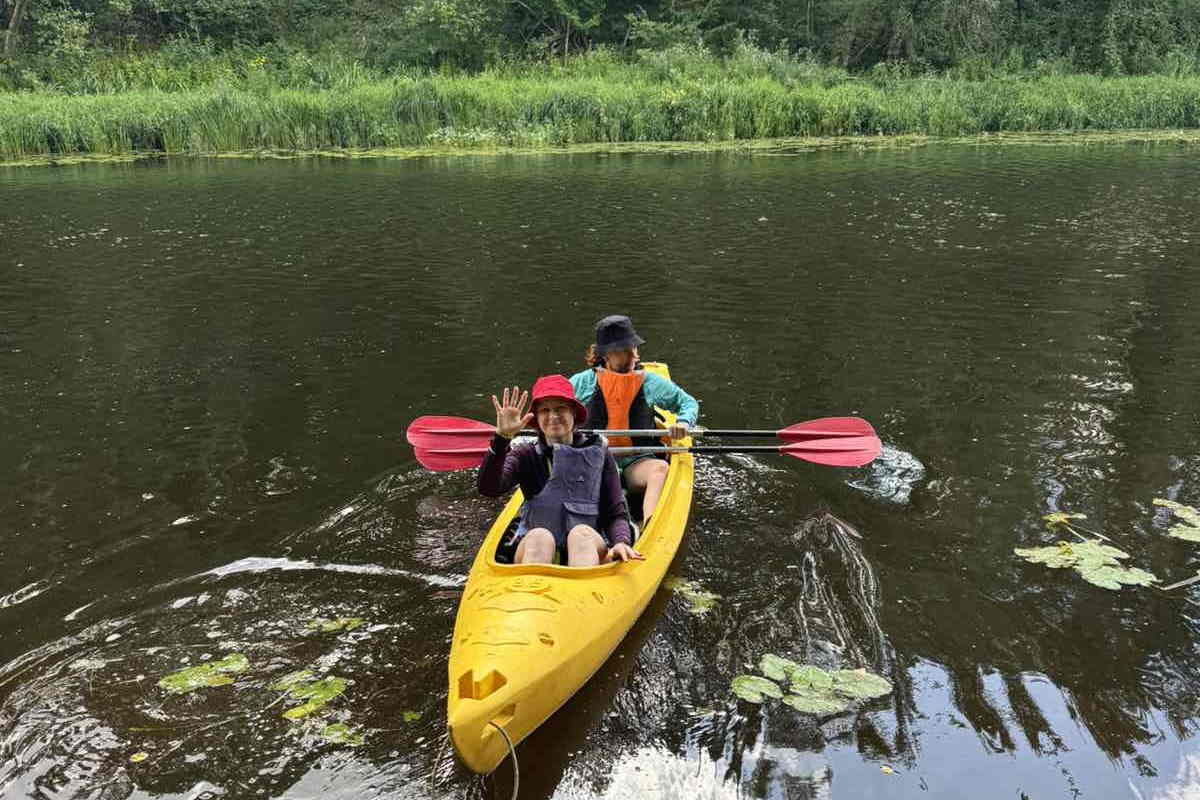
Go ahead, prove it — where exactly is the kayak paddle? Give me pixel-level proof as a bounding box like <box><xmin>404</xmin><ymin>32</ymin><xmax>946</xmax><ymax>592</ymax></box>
<box><xmin>412</xmin><ymin>435</ymin><xmax>881</xmax><ymax>472</ymax></box>
<box><xmin>406</xmin><ymin>414</ymin><xmax>876</xmax><ymax>449</ymax></box>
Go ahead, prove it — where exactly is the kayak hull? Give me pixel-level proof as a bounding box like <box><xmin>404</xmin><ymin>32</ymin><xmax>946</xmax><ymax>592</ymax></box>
<box><xmin>446</xmin><ymin>362</ymin><xmax>694</xmax><ymax>774</ymax></box>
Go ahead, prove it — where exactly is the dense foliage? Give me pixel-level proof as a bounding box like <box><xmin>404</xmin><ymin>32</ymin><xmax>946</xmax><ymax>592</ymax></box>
<box><xmin>2</xmin><ymin>0</ymin><xmax>1200</xmax><ymax>86</ymax></box>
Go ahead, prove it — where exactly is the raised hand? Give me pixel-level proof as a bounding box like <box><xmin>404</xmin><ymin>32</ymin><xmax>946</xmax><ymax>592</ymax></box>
<box><xmin>492</xmin><ymin>386</ymin><xmax>533</xmax><ymax>439</ymax></box>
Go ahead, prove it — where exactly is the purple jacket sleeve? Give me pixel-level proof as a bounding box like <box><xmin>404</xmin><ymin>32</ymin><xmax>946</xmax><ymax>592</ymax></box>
<box><xmin>599</xmin><ymin>453</ymin><xmax>633</xmax><ymax>546</ymax></box>
<box><xmin>478</xmin><ymin>434</ymin><xmax>523</xmax><ymax>497</ymax></box>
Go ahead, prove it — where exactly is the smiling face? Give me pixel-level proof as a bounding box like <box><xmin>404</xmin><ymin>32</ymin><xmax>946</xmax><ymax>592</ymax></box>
<box><xmin>534</xmin><ymin>397</ymin><xmax>576</xmax><ymax>444</ymax></box>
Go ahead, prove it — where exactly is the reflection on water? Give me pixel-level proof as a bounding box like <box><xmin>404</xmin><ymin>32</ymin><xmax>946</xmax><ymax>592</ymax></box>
<box><xmin>3</xmin><ymin>145</ymin><xmax>1200</xmax><ymax>798</ymax></box>
<box><xmin>552</xmin><ymin>746</ymin><xmax>740</xmax><ymax>800</ymax></box>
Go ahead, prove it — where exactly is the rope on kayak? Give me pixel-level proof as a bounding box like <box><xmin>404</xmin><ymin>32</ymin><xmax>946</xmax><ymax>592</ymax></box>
<box><xmin>489</xmin><ymin>721</ymin><xmax>519</xmax><ymax>800</ymax></box>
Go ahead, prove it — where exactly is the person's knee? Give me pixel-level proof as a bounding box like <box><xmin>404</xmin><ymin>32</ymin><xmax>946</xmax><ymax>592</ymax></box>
<box><xmin>650</xmin><ymin>460</ymin><xmax>668</xmax><ymax>479</ymax></box>
<box><xmin>526</xmin><ymin>528</ymin><xmax>555</xmax><ymax>550</ymax></box>
<box><xmin>567</xmin><ymin>524</ymin><xmax>599</xmax><ymax>544</ymax></box>
<box><xmin>518</xmin><ymin>528</ymin><xmax>556</xmax><ymax>562</ymax></box>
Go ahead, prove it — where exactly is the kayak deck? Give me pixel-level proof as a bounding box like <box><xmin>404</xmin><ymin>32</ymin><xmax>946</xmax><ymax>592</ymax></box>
<box><xmin>446</xmin><ymin>362</ymin><xmax>695</xmax><ymax>774</ymax></box>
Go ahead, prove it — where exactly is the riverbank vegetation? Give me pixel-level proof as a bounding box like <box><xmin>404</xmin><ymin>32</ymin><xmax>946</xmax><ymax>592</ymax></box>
<box><xmin>3</xmin><ymin>0</ymin><xmax>1200</xmax><ymax>160</ymax></box>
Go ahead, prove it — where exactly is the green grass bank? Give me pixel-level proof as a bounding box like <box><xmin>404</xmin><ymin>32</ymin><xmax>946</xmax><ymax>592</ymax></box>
<box><xmin>4</xmin><ymin>58</ymin><xmax>1200</xmax><ymax>162</ymax></box>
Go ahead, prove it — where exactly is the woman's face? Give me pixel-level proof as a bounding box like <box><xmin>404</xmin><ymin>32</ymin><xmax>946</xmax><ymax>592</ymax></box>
<box><xmin>534</xmin><ymin>398</ymin><xmax>575</xmax><ymax>442</ymax></box>
<box><xmin>605</xmin><ymin>347</ymin><xmax>639</xmax><ymax>373</ymax></box>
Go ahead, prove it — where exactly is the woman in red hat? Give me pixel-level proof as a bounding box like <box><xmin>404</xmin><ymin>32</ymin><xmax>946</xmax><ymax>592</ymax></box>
<box><xmin>478</xmin><ymin>375</ymin><xmax>643</xmax><ymax>566</ymax></box>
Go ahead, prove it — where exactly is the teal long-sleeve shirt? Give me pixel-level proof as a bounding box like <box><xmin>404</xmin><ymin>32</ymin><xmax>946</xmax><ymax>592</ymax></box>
<box><xmin>569</xmin><ymin>368</ymin><xmax>700</xmax><ymax>427</ymax></box>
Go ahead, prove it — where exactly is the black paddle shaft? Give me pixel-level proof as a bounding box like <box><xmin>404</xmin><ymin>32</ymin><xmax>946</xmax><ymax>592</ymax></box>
<box><xmin>608</xmin><ymin>445</ymin><xmax>783</xmax><ymax>455</ymax></box>
<box><xmin>518</xmin><ymin>428</ymin><xmax>782</xmax><ymax>438</ymax></box>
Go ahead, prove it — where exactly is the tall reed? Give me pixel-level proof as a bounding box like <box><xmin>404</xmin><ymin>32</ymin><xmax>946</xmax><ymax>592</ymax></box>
<box><xmin>3</xmin><ymin>62</ymin><xmax>1200</xmax><ymax>160</ymax></box>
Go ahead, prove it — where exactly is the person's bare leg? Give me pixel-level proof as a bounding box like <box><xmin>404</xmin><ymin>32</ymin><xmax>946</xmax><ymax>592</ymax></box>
<box><xmin>565</xmin><ymin>525</ymin><xmax>607</xmax><ymax>566</ymax></box>
<box><xmin>515</xmin><ymin>528</ymin><xmax>556</xmax><ymax>564</ymax></box>
<box><xmin>624</xmin><ymin>458</ymin><xmax>669</xmax><ymax>519</ymax></box>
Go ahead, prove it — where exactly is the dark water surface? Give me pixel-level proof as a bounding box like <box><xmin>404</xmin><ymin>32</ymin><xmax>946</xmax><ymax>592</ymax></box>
<box><xmin>3</xmin><ymin>144</ymin><xmax>1200</xmax><ymax>800</ymax></box>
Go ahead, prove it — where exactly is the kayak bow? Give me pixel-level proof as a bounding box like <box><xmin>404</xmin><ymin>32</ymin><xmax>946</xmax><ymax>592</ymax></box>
<box><xmin>446</xmin><ymin>362</ymin><xmax>695</xmax><ymax>773</ymax></box>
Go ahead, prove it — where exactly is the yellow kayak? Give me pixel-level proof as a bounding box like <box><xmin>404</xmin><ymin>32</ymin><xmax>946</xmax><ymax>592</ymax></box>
<box><xmin>446</xmin><ymin>361</ymin><xmax>695</xmax><ymax>774</ymax></box>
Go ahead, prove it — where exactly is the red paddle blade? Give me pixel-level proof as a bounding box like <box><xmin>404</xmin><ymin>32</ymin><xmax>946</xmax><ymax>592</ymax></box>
<box><xmin>782</xmin><ymin>435</ymin><xmax>882</xmax><ymax>467</ymax></box>
<box><xmin>406</xmin><ymin>415</ymin><xmax>496</xmax><ymax>448</ymax></box>
<box><xmin>779</xmin><ymin>417</ymin><xmax>876</xmax><ymax>441</ymax></box>
<box><xmin>413</xmin><ymin>445</ymin><xmax>490</xmax><ymax>471</ymax></box>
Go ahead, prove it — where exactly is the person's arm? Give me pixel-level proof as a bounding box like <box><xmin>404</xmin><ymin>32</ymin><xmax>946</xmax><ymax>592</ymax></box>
<box><xmin>598</xmin><ymin>453</ymin><xmax>633</xmax><ymax>547</ymax></box>
<box><xmin>643</xmin><ymin>373</ymin><xmax>699</xmax><ymax>425</ymax></box>
<box><xmin>480</xmin><ymin>386</ymin><xmax>534</xmax><ymax>497</ymax></box>
<box><xmin>478</xmin><ymin>435</ymin><xmax>526</xmax><ymax>497</ymax></box>
<box><xmin>644</xmin><ymin>372</ymin><xmax>699</xmax><ymax>438</ymax></box>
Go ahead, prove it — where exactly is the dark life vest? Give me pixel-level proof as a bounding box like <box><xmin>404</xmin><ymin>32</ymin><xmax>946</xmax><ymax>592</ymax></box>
<box><xmin>584</xmin><ymin>368</ymin><xmax>661</xmax><ymax>450</ymax></box>
<box><xmin>521</xmin><ymin>435</ymin><xmax>605</xmax><ymax>538</ymax></box>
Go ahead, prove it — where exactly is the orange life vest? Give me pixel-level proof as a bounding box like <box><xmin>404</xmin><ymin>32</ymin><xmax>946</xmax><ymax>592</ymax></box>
<box><xmin>585</xmin><ymin>368</ymin><xmax>659</xmax><ymax>449</ymax></box>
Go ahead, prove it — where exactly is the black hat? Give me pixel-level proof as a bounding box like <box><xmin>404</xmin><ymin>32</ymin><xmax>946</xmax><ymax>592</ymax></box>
<box><xmin>595</xmin><ymin>315</ymin><xmax>646</xmax><ymax>355</ymax></box>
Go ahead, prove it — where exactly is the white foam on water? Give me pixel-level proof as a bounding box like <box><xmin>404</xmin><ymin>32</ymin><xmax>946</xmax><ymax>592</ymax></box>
<box><xmin>0</xmin><ymin>580</ymin><xmax>50</xmax><ymax>610</ymax></box>
<box><xmin>193</xmin><ymin>556</ymin><xmax>465</xmax><ymax>588</ymax></box>
<box><xmin>552</xmin><ymin>746</ymin><xmax>741</xmax><ymax>800</ymax></box>
<box><xmin>846</xmin><ymin>444</ymin><xmax>927</xmax><ymax>504</ymax></box>
<box><xmin>63</xmin><ymin>600</ymin><xmax>97</xmax><ymax>621</ymax></box>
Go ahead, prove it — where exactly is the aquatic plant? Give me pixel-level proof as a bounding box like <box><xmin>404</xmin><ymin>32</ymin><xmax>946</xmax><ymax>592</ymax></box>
<box><xmin>1153</xmin><ymin>498</ymin><xmax>1200</xmax><ymax>542</ymax></box>
<box><xmin>663</xmin><ymin>577</ymin><xmax>719</xmax><ymax>614</ymax></box>
<box><xmin>270</xmin><ymin>669</ymin><xmax>317</xmax><ymax>691</ymax></box>
<box><xmin>157</xmin><ymin>653</ymin><xmax>249</xmax><ymax>694</ymax></box>
<box><xmin>731</xmin><ymin>655</ymin><xmax>892</xmax><ymax>716</ymax></box>
<box><xmin>5</xmin><ymin>71</ymin><xmax>1200</xmax><ymax>162</ymax></box>
<box><xmin>1016</xmin><ymin>511</ymin><xmax>1159</xmax><ymax>590</ymax></box>
<box><xmin>730</xmin><ymin>675</ymin><xmax>783</xmax><ymax>703</ymax></box>
<box><xmin>320</xmin><ymin>722</ymin><xmax>365</xmax><ymax>746</ymax></box>
<box><xmin>1014</xmin><ymin>540</ymin><xmax>1158</xmax><ymax>589</ymax></box>
<box><xmin>307</xmin><ymin>617</ymin><xmax>366</xmax><ymax>633</ymax></box>
<box><xmin>758</xmin><ymin>653</ymin><xmax>802</xmax><ymax>682</ymax></box>
<box><xmin>280</xmin><ymin>676</ymin><xmax>349</xmax><ymax>720</ymax></box>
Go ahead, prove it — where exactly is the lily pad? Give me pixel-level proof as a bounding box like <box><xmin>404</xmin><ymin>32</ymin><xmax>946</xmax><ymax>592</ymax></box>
<box><xmin>1014</xmin><ymin>542</ymin><xmax>1081</xmax><ymax>569</ymax></box>
<box><xmin>1155</xmin><ymin>498</ymin><xmax>1200</xmax><ymax>526</ymax></box>
<box><xmin>790</xmin><ymin>665</ymin><xmax>835</xmax><ymax>693</ymax></box>
<box><xmin>270</xmin><ymin>670</ymin><xmax>316</xmax><ymax>692</ymax></box>
<box><xmin>320</xmin><ymin>722</ymin><xmax>364</xmax><ymax>746</ymax></box>
<box><xmin>830</xmin><ymin>669</ymin><xmax>893</xmax><ymax>699</ymax></box>
<box><xmin>1018</xmin><ymin>536</ymin><xmax>1155</xmax><ymax>590</ymax></box>
<box><xmin>1043</xmin><ymin>512</ymin><xmax>1087</xmax><ymax>529</ymax></box>
<box><xmin>308</xmin><ymin>618</ymin><xmax>366</xmax><ymax>633</ymax></box>
<box><xmin>281</xmin><ymin>676</ymin><xmax>348</xmax><ymax>720</ymax></box>
<box><xmin>663</xmin><ymin>578</ymin><xmax>719</xmax><ymax>615</ymax></box>
<box><xmin>782</xmin><ymin>691</ymin><xmax>850</xmax><ymax>715</ymax></box>
<box><xmin>1169</xmin><ymin>525</ymin><xmax>1200</xmax><ymax>543</ymax></box>
<box><xmin>1078</xmin><ymin>564</ymin><xmax>1159</xmax><ymax>590</ymax></box>
<box><xmin>731</xmin><ymin>674</ymin><xmax>784</xmax><ymax>704</ymax></box>
<box><xmin>1016</xmin><ymin>540</ymin><xmax>1129</xmax><ymax>570</ymax></box>
<box><xmin>402</xmin><ymin>710</ymin><xmax>422</xmax><ymax>723</ymax></box>
<box><xmin>758</xmin><ymin>654</ymin><xmax>802</xmax><ymax>682</ymax></box>
<box><xmin>1156</xmin><ymin>498</ymin><xmax>1200</xmax><ymax>541</ymax></box>
<box><xmin>158</xmin><ymin>653</ymin><xmax>250</xmax><ymax>695</ymax></box>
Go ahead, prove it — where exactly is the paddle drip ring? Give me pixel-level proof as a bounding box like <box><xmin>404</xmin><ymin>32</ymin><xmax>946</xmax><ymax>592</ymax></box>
<box><xmin>489</xmin><ymin>721</ymin><xmax>519</xmax><ymax>800</ymax></box>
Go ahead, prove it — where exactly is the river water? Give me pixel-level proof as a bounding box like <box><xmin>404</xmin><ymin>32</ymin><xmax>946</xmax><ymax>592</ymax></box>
<box><xmin>3</xmin><ymin>143</ymin><xmax>1200</xmax><ymax>800</ymax></box>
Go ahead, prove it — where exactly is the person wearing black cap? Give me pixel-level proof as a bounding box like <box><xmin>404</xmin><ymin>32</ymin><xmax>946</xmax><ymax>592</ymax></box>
<box><xmin>570</xmin><ymin>315</ymin><xmax>699</xmax><ymax>521</ymax></box>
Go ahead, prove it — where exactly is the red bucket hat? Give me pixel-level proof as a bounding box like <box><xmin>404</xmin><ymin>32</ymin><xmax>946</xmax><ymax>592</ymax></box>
<box><xmin>529</xmin><ymin>374</ymin><xmax>588</xmax><ymax>428</ymax></box>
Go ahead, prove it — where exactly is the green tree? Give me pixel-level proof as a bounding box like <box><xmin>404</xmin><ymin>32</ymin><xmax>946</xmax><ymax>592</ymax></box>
<box><xmin>3</xmin><ymin>0</ymin><xmax>33</xmax><ymax>55</ymax></box>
